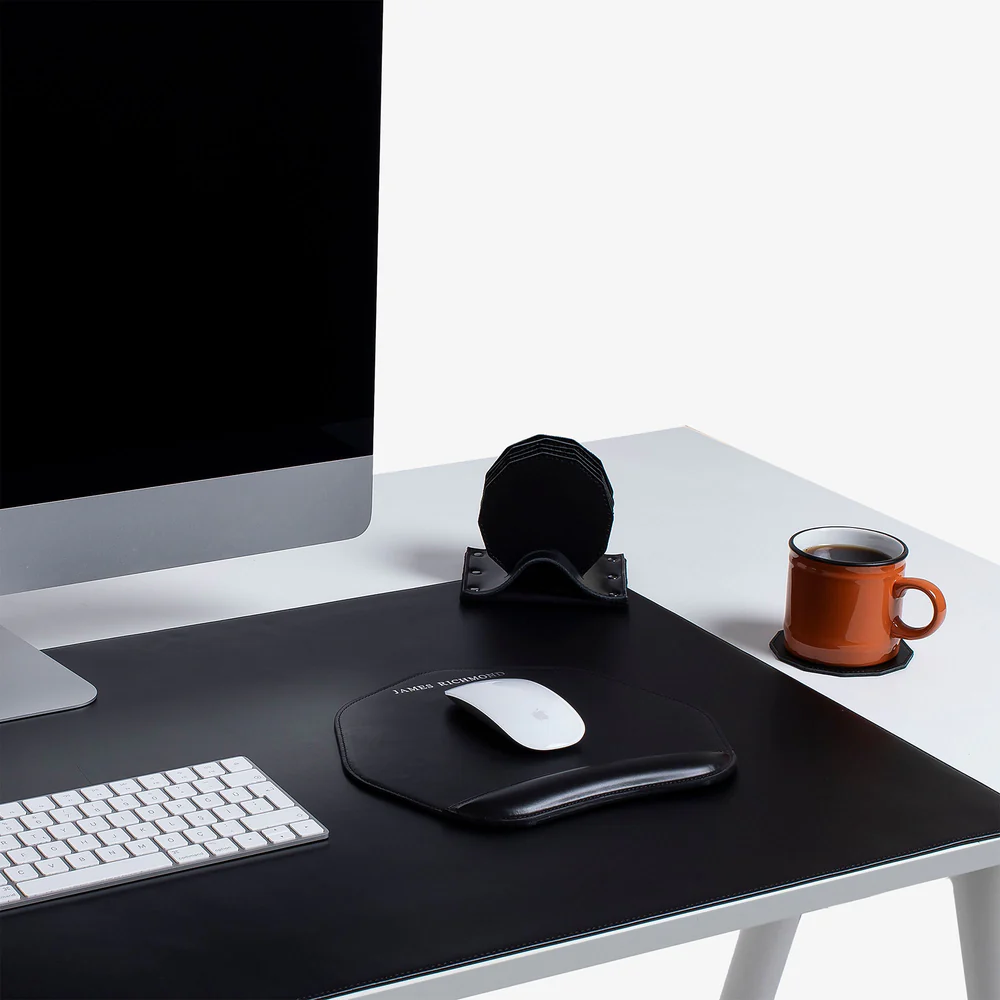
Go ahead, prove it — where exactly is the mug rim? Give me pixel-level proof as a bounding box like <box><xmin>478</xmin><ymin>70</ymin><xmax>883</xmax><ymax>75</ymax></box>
<box><xmin>789</xmin><ymin>525</ymin><xmax>908</xmax><ymax>568</ymax></box>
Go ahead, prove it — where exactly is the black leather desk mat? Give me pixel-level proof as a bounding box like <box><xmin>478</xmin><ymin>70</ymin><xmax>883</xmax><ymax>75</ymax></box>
<box><xmin>2</xmin><ymin>583</ymin><xmax>998</xmax><ymax>999</ymax></box>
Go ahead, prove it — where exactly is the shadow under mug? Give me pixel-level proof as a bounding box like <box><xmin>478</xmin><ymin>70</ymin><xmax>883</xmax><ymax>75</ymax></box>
<box><xmin>784</xmin><ymin>526</ymin><xmax>946</xmax><ymax>668</ymax></box>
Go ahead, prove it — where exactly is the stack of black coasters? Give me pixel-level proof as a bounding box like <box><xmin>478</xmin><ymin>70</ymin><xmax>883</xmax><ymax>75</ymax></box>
<box><xmin>462</xmin><ymin>435</ymin><xmax>627</xmax><ymax>605</ymax></box>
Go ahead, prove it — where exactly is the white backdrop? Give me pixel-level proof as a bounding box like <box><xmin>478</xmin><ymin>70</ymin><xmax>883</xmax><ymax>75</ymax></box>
<box><xmin>375</xmin><ymin>2</ymin><xmax>999</xmax><ymax>997</ymax></box>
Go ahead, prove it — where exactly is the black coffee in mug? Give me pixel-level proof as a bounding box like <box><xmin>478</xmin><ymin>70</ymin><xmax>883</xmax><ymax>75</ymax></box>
<box><xmin>804</xmin><ymin>543</ymin><xmax>891</xmax><ymax>564</ymax></box>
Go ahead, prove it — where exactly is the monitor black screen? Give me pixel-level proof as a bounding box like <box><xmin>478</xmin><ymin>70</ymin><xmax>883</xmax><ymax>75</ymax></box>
<box><xmin>0</xmin><ymin>0</ymin><xmax>381</xmax><ymax>509</ymax></box>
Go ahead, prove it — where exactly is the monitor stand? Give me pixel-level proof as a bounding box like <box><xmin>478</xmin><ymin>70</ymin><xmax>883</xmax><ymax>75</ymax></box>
<box><xmin>0</xmin><ymin>625</ymin><xmax>97</xmax><ymax>723</ymax></box>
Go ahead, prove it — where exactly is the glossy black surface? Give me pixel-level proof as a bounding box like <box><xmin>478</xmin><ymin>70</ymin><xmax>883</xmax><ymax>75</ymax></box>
<box><xmin>1</xmin><ymin>584</ymin><xmax>998</xmax><ymax>999</ymax></box>
<box><xmin>0</xmin><ymin>1</ymin><xmax>380</xmax><ymax>508</ymax></box>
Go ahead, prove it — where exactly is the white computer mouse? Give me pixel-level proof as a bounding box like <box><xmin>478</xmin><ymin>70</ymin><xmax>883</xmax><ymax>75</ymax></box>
<box><xmin>445</xmin><ymin>677</ymin><xmax>585</xmax><ymax>751</ymax></box>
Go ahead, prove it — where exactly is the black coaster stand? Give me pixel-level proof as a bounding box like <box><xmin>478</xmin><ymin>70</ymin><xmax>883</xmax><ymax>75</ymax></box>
<box><xmin>770</xmin><ymin>630</ymin><xmax>914</xmax><ymax>677</ymax></box>
<box><xmin>462</xmin><ymin>435</ymin><xmax>628</xmax><ymax>607</ymax></box>
<box><xmin>460</xmin><ymin>547</ymin><xmax>627</xmax><ymax>605</ymax></box>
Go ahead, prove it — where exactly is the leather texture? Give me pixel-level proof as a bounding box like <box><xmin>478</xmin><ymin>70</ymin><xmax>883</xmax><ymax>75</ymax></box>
<box><xmin>336</xmin><ymin>666</ymin><xmax>735</xmax><ymax>825</ymax></box>
<box><xmin>461</xmin><ymin>547</ymin><xmax>628</xmax><ymax>604</ymax></box>
<box><xmin>453</xmin><ymin>753</ymin><xmax>735</xmax><ymax>823</ymax></box>
<box><xmin>1</xmin><ymin>583</ymin><xmax>998</xmax><ymax>1000</ymax></box>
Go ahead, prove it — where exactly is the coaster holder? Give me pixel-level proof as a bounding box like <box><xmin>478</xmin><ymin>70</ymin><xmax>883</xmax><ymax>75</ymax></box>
<box><xmin>462</xmin><ymin>434</ymin><xmax>628</xmax><ymax>607</ymax></box>
<box><xmin>460</xmin><ymin>547</ymin><xmax>627</xmax><ymax>605</ymax></box>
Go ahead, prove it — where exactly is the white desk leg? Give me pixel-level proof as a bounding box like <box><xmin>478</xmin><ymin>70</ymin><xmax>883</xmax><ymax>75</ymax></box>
<box><xmin>952</xmin><ymin>865</ymin><xmax>1000</xmax><ymax>1000</ymax></box>
<box><xmin>719</xmin><ymin>915</ymin><xmax>801</xmax><ymax>1000</ymax></box>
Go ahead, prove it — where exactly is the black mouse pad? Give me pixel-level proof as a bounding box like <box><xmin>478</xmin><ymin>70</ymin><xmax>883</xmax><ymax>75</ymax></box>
<box><xmin>1</xmin><ymin>583</ymin><xmax>998</xmax><ymax>1000</ymax></box>
<box><xmin>336</xmin><ymin>667</ymin><xmax>736</xmax><ymax>825</ymax></box>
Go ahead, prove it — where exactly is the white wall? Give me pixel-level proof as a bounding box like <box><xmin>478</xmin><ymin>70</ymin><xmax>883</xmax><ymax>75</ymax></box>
<box><xmin>376</xmin><ymin>0</ymin><xmax>1000</xmax><ymax>565</ymax></box>
<box><xmin>375</xmin><ymin>2</ymin><xmax>999</xmax><ymax>997</ymax></box>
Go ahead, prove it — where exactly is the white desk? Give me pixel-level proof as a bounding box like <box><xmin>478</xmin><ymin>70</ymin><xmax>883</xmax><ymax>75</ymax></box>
<box><xmin>2</xmin><ymin>428</ymin><xmax>998</xmax><ymax>999</ymax></box>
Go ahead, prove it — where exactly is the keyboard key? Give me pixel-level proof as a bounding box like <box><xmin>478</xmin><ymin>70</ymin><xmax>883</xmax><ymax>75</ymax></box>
<box><xmin>108</xmin><ymin>779</ymin><xmax>142</xmax><ymax>796</ymax></box>
<box><xmin>35</xmin><ymin>858</ymin><xmax>70</xmax><ymax>876</ymax></box>
<box><xmin>23</xmin><ymin>796</ymin><xmax>55</xmax><ymax>813</ymax></box>
<box><xmin>67</xmin><ymin>835</ymin><xmax>102</xmax><ymax>853</ymax></box>
<box><xmin>169</xmin><ymin>844</ymin><xmax>209</xmax><ymax>864</ymax></box>
<box><xmin>0</xmin><ymin>886</ymin><xmax>20</xmax><ymax>904</ymax></box>
<box><xmin>205</xmin><ymin>838</ymin><xmax>238</xmax><ymax>857</ymax></box>
<box><xmin>48</xmin><ymin>823</ymin><xmax>81</xmax><ymax>841</ymax></box>
<box><xmin>165</xmin><ymin>799</ymin><xmax>196</xmax><ymax>816</ymax></box>
<box><xmin>220</xmin><ymin>757</ymin><xmax>253</xmax><ymax>773</ymax></box>
<box><xmin>233</xmin><ymin>831</ymin><xmax>267</xmax><ymax>850</ymax></box>
<box><xmin>165</xmin><ymin>768</ymin><xmax>197</xmax><ymax>783</ymax></box>
<box><xmin>221</xmin><ymin>770</ymin><xmax>266</xmax><ymax>789</ymax></box>
<box><xmin>193</xmin><ymin>777</ymin><xmax>224</xmax><ymax>794</ymax></box>
<box><xmin>17</xmin><ymin>829</ymin><xmax>51</xmax><ymax>846</ymax></box>
<box><xmin>109</xmin><ymin>810</ymin><xmax>140</xmax><ymax>828</ymax></box>
<box><xmin>80</xmin><ymin>786</ymin><xmax>112</xmax><ymax>802</ymax></box>
<box><xmin>96</xmin><ymin>845</ymin><xmax>130</xmax><ymax>863</ymax></box>
<box><xmin>186</xmin><ymin>810</ymin><xmax>216</xmax><ymax>828</ymax></box>
<box><xmin>6</xmin><ymin>864</ymin><xmax>39</xmax><ymax>882</ymax></box>
<box><xmin>137</xmin><ymin>788</ymin><xmax>169</xmax><ymax>805</ymax></box>
<box><xmin>135</xmin><ymin>805</ymin><xmax>168</xmax><ymax>822</ymax></box>
<box><xmin>20</xmin><ymin>853</ymin><xmax>172</xmax><ymax>898</ymax></box>
<box><xmin>80</xmin><ymin>801</ymin><xmax>113</xmax><ymax>817</ymax></box>
<box><xmin>267</xmin><ymin>789</ymin><xmax>295</xmax><ymax>810</ymax></box>
<box><xmin>22</xmin><ymin>812</ymin><xmax>52</xmax><ymax>830</ymax></box>
<box><xmin>193</xmin><ymin>793</ymin><xmax>225</xmax><ymax>810</ymax></box>
<box><xmin>155</xmin><ymin>816</ymin><xmax>188</xmax><ymax>833</ymax></box>
<box><xmin>125</xmin><ymin>822</ymin><xmax>160</xmax><ymax>840</ymax></box>
<box><xmin>154</xmin><ymin>832</ymin><xmax>188</xmax><ymax>851</ymax></box>
<box><xmin>193</xmin><ymin>762</ymin><xmax>225</xmax><ymax>778</ymax></box>
<box><xmin>66</xmin><ymin>851</ymin><xmax>100</xmax><ymax>869</ymax></box>
<box><xmin>249</xmin><ymin>783</ymin><xmax>294</xmax><ymax>810</ymax></box>
<box><xmin>125</xmin><ymin>839</ymin><xmax>160</xmax><ymax>857</ymax></box>
<box><xmin>108</xmin><ymin>795</ymin><xmax>141</xmax><ymax>812</ymax></box>
<box><xmin>97</xmin><ymin>829</ymin><xmax>130</xmax><ymax>846</ymax></box>
<box><xmin>0</xmin><ymin>803</ymin><xmax>27</xmax><ymax>820</ymax></box>
<box><xmin>51</xmin><ymin>791</ymin><xmax>85</xmax><ymax>808</ymax></box>
<box><xmin>0</xmin><ymin>835</ymin><xmax>22</xmax><ymax>851</ymax></box>
<box><xmin>262</xmin><ymin>825</ymin><xmax>295</xmax><ymax>844</ymax></box>
<box><xmin>241</xmin><ymin>807</ymin><xmax>309</xmax><ymax>832</ymax></box>
<box><xmin>9</xmin><ymin>847</ymin><xmax>41</xmax><ymax>865</ymax></box>
<box><xmin>66</xmin><ymin>833</ymin><xmax>101</xmax><ymax>852</ymax></box>
<box><xmin>0</xmin><ymin>853</ymin><xmax>8</xmax><ymax>869</ymax></box>
<box><xmin>0</xmin><ymin>819</ymin><xmax>25</xmax><ymax>836</ymax></box>
<box><xmin>50</xmin><ymin>806</ymin><xmax>83</xmax><ymax>823</ymax></box>
<box><xmin>211</xmin><ymin>820</ymin><xmax>245</xmax><ymax>838</ymax></box>
<box><xmin>184</xmin><ymin>826</ymin><xmax>214</xmax><ymax>844</ymax></box>
<box><xmin>165</xmin><ymin>783</ymin><xmax>197</xmax><ymax>800</ymax></box>
<box><xmin>291</xmin><ymin>820</ymin><xmax>324</xmax><ymax>838</ymax></box>
<box><xmin>38</xmin><ymin>841</ymin><xmax>72</xmax><ymax>859</ymax></box>
<box><xmin>78</xmin><ymin>817</ymin><xmax>111</xmax><ymax>834</ymax></box>
<box><xmin>221</xmin><ymin>788</ymin><xmax>252</xmax><ymax>804</ymax></box>
<box><xmin>137</xmin><ymin>773</ymin><xmax>170</xmax><ymax>790</ymax></box>
<box><xmin>243</xmin><ymin>798</ymin><xmax>274</xmax><ymax>816</ymax></box>
<box><xmin>213</xmin><ymin>804</ymin><xmax>246</xmax><ymax>821</ymax></box>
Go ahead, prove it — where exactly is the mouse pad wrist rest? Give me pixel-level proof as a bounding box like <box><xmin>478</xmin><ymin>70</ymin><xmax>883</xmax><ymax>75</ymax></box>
<box><xmin>336</xmin><ymin>668</ymin><xmax>736</xmax><ymax>825</ymax></box>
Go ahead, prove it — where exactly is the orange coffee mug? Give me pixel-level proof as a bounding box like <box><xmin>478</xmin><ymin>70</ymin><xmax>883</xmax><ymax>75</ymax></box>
<box><xmin>784</xmin><ymin>526</ymin><xmax>946</xmax><ymax>668</ymax></box>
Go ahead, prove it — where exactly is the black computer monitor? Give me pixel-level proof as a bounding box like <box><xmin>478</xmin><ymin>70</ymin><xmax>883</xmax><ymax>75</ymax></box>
<box><xmin>0</xmin><ymin>0</ymin><xmax>382</xmax><ymax>720</ymax></box>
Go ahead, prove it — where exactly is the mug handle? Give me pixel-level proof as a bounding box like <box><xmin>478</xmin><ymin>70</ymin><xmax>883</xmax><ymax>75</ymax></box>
<box><xmin>890</xmin><ymin>578</ymin><xmax>947</xmax><ymax>641</ymax></box>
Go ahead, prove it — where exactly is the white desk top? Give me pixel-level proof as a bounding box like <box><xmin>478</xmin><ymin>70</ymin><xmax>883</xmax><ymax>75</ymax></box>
<box><xmin>4</xmin><ymin>427</ymin><xmax>998</xmax><ymax>998</ymax></box>
<box><xmin>2</xmin><ymin>426</ymin><xmax>998</xmax><ymax>801</ymax></box>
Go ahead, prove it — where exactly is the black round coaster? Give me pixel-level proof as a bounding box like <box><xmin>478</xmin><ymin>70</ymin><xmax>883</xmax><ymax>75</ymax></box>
<box><xmin>479</xmin><ymin>444</ymin><xmax>613</xmax><ymax>574</ymax></box>
<box><xmin>769</xmin><ymin>630</ymin><xmax>913</xmax><ymax>676</ymax></box>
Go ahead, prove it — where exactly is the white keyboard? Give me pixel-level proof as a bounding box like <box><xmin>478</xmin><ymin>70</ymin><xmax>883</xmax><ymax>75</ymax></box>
<box><xmin>0</xmin><ymin>757</ymin><xmax>327</xmax><ymax>910</ymax></box>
